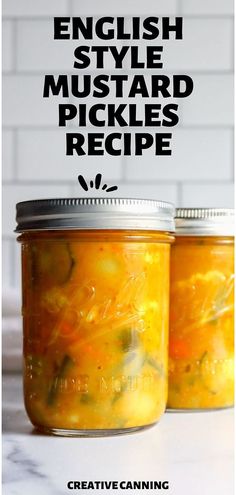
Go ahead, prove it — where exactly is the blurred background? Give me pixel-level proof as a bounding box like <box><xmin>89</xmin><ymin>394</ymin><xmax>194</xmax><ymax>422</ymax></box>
<box><xmin>2</xmin><ymin>0</ymin><xmax>234</xmax><ymax>292</ymax></box>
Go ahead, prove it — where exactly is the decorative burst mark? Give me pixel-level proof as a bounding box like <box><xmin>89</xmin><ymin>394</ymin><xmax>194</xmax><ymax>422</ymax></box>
<box><xmin>78</xmin><ymin>173</ymin><xmax>118</xmax><ymax>193</ymax></box>
<box><xmin>104</xmin><ymin>185</ymin><xmax>119</xmax><ymax>192</ymax></box>
<box><xmin>95</xmin><ymin>174</ymin><xmax>102</xmax><ymax>189</ymax></box>
<box><xmin>78</xmin><ymin>175</ymin><xmax>88</xmax><ymax>191</ymax></box>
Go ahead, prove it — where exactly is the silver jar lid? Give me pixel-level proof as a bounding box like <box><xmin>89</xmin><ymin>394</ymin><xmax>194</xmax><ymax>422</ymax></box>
<box><xmin>175</xmin><ymin>208</ymin><xmax>234</xmax><ymax>236</ymax></box>
<box><xmin>15</xmin><ymin>197</ymin><xmax>175</xmax><ymax>233</ymax></box>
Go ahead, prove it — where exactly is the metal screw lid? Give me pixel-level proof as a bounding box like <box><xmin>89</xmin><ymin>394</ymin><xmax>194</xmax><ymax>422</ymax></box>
<box><xmin>15</xmin><ymin>197</ymin><xmax>175</xmax><ymax>233</ymax></box>
<box><xmin>175</xmin><ymin>208</ymin><xmax>234</xmax><ymax>236</ymax></box>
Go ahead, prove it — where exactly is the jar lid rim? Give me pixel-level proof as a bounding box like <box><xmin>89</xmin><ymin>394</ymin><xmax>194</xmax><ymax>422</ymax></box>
<box><xmin>175</xmin><ymin>208</ymin><xmax>234</xmax><ymax>236</ymax></box>
<box><xmin>15</xmin><ymin>197</ymin><xmax>175</xmax><ymax>233</ymax></box>
<box><xmin>175</xmin><ymin>208</ymin><xmax>234</xmax><ymax>219</ymax></box>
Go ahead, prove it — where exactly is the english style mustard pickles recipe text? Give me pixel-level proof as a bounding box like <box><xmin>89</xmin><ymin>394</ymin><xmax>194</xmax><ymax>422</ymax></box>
<box><xmin>43</xmin><ymin>17</ymin><xmax>194</xmax><ymax>157</ymax></box>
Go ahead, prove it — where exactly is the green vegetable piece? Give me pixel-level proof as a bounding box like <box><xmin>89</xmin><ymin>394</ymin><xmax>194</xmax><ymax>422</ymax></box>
<box><xmin>47</xmin><ymin>354</ymin><xmax>73</xmax><ymax>406</ymax></box>
<box><xmin>199</xmin><ymin>351</ymin><xmax>208</xmax><ymax>365</ymax></box>
<box><xmin>31</xmin><ymin>242</ymin><xmax>75</xmax><ymax>285</ymax></box>
<box><xmin>119</xmin><ymin>328</ymin><xmax>139</xmax><ymax>352</ymax></box>
<box><xmin>80</xmin><ymin>394</ymin><xmax>94</xmax><ymax>405</ymax></box>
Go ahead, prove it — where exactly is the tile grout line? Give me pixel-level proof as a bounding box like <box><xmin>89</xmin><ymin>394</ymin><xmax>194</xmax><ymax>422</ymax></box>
<box><xmin>120</xmin><ymin>152</ymin><xmax>126</xmax><ymax>182</ymax></box>
<box><xmin>3</xmin><ymin>70</ymin><xmax>234</xmax><ymax>76</ymax></box>
<box><xmin>2</xmin><ymin>179</ymin><xmax>234</xmax><ymax>186</ymax></box>
<box><xmin>178</xmin><ymin>0</ymin><xmax>183</xmax><ymax>16</ymax></box>
<box><xmin>2</xmin><ymin>125</ymin><xmax>234</xmax><ymax>131</ymax></box>
<box><xmin>1</xmin><ymin>15</ymin><xmax>234</xmax><ymax>21</ymax></box>
<box><xmin>68</xmin><ymin>0</ymin><xmax>74</xmax><ymax>16</ymax></box>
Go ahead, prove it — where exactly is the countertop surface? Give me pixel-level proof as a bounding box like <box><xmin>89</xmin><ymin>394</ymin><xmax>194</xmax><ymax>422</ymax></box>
<box><xmin>3</xmin><ymin>374</ymin><xmax>234</xmax><ymax>495</ymax></box>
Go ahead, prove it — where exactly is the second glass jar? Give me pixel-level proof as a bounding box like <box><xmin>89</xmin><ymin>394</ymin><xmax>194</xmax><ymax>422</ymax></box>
<box><xmin>168</xmin><ymin>208</ymin><xmax>234</xmax><ymax>410</ymax></box>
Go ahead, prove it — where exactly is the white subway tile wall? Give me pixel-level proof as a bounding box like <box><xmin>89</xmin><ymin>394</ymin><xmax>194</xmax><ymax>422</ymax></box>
<box><xmin>125</xmin><ymin>18</ymin><xmax>233</xmax><ymax>71</ymax></box>
<box><xmin>2</xmin><ymin>130</ymin><xmax>14</xmax><ymax>180</ymax></box>
<box><xmin>2</xmin><ymin>240</ymin><xmax>14</xmax><ymax>287</ymax></box>
<box><xmin>182</xmin><ymin>0</ymin><xmax>234</xmax><ymax>16</ymax></box>
<box><xmin>17</xmin><ymin>20</ymin><xmax>122</xmax><ymax>72</ymax></box>
<box><xmin>71</xmin><ymin>0</ymin><xmax>178</xmax><ymax>16</ymax></box>
<box><xmin>3</xmin><ymin>0</ymin><xmax>69</xmax><ymax>17</ymax></box>
<box><xmin>2</xmin><ymin>0</ymin><xmax>234</xmax><ymax>288</ymax></box>
<box><xmin>18</xmin><ymin>130</ymin><xmax>123</xmax><ymax>180</ymax></box>
<box><xmin>125</xmin><ymin>129</ymin><xmax>233</xmax><ymax>181</ymax></box>
<box><xmin>182</xmin><ymin>74</ymin><xmax>234</xmax><ymax>126</ymax></box>
<box><xmin>3</xmin><ymin>184</ymin><xmax>71</xmax><ymax>237</ymax></box>
<box><xmin>182</xmin><ymin>183</ymin><xmax>234</xmax><ymax>208</ymax></box>
<box><xmin>3</xmin><ymin>75</ymin><xmax>70</xmax><ymax>126</ymax></box>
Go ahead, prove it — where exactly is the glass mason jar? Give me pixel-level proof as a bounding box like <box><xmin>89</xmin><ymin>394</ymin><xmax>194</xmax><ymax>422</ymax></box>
<box><xmin>168</xmin><ymin>208</ymin><xmax>234</xmax><ymax>410</ymax></box>
<box><xmin>16</xmin><ymin>198</ymin><xmax>175</xmax><ymax>436</ymax></box>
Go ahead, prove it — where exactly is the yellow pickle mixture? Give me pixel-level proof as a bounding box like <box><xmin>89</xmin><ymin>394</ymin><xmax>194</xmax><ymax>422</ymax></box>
<box><xmin>168</xmin><ymin>236</ymin><xmax>234</xmax><ymax>409</ymax></box>
<box><xmin>20</xmin><ymin>230</ymin><xmax>172</xmax><ymax>432</ymax></box>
